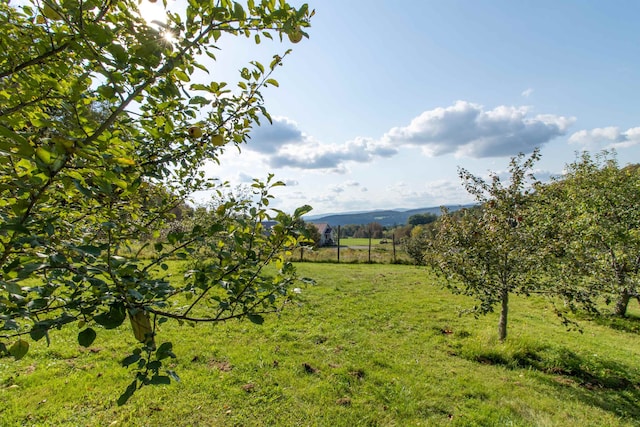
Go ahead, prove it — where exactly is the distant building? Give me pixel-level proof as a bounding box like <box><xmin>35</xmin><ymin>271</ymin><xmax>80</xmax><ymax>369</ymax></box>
<box><xmin>312</xmin><ymin>222</ymin><xmax>335</xmax><ymax>246</ymax></box>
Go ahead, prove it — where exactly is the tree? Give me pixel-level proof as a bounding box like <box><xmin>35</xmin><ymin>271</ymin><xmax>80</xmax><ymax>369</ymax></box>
<box><xmin>339</xmin><ymin>224</ymin><xmax>359</xmax><ymax>238</ymax></box>
<box><xmin>0</xmin><ymin>0</ymin><xmax>313</xmax><ymax>400</ymax></box>
<box><xmin>304</xmin><ymin>222</ymin><xmax>322</xmax><ymax>248</ymax></box>
<box><xmin>403</xmin><ymin>223</ymin><xmax>437</xmax><ymax>265</ymax></box>
<box><xmin>425</xmin><ymin>150</ymin><xmax>541</xmax><ymax>341</ymax></box>
<box><xmin>407</xmin><ymin>212</ymin><xmax>437</xmax><ymax>226</ymax></box>
<box><xmin>532</xmin><ymin>152</ymin><xmax>640</xmax><ymax>317</ymax></box>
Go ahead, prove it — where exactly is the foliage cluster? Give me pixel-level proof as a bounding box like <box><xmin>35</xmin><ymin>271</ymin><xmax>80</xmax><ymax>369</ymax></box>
<box><xmin>0</xmin><ymin>0</ymin><xmax>313</xmax><ymax>396</ymax></box>
<box><xmin>405</xmin><ymin>149</ymin><xmax>640</xmax><ymax>340</ymax></box>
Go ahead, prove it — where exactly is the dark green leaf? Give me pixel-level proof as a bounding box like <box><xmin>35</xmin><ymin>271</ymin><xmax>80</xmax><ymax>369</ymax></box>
<box><xmin>78</xmin><ymin>328</ymin><xmax>97</xmax><ymax>347</ymax></box>
<box><xmin>94</xmin><ymin>302</ymin><xmax>126</xmax><ymax>329</ymax></box>
<box><xmin>30</xmin><ymin>326</ymin><xmax>48</xmax><ymax>342</ymax></box>
<box><xmin>76</xmin><ymin>245</ymin><xmax>102</xmax><ymax>257</ymax></box>
<box><xmin>2</xmin><ymin>281</ymin><xmax>22</xmax><ymax>295</ymax></box>
<box><xmin>121</xmin><ymin>353</ymin><xmax>141</xmax><ymax>367</ymax></box>
<box><xmin>117</xmin><ymin>380</ymin><xmax>138</xmax><ymax>406</ymax></box>
<box><xmin>247</xmin><ymin>314</ymin><xmax>264</xmax><ymax>325</ymax></box>
<box><xmin>156</xmin><ymin>341</ymin><xmax>176</xmax><ymax>360</ymax></box>
<box><xmin>9</xmin><ymin>339</ymin><xmax>29</xmax><ymax>360</ymax></box>
<box><xmin>149</xmin><ymin>375</ymin><xmax>171</xmax><ymax>385</ymax></box>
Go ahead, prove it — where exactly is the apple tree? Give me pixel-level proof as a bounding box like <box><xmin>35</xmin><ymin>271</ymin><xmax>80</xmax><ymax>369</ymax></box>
<box><xmin>532</xmin><ymin>152</ymin><xmax>640</xmax><ymax>317</ymax></box>
<box><xmin>424</xmin><ymin>150</ymin><xmax>541</xmax><ymax>341</ymax></box>
<box><xmin>0</xmin><ymin>0</ymin><xmax>313</xmax><ymax>399</ymax></box>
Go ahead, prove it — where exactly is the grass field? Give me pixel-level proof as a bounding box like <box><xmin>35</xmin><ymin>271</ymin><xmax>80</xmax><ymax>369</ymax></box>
<box><xmin>1</xmin><ymin>263</ymin><xmax>639</xmax><ymax>426</ymax></box>
<box><xmin>294</xmin><ymin>238</ymin><xmax>412</xmax><ymax>264</ymax></box>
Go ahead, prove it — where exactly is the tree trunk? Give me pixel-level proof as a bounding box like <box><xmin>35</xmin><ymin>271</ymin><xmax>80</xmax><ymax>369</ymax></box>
<box><xmin>498</xmin><ymin>289</ymin><xmax>509</xmax><ymax>341</ymax></box>
<box><xmin>614</xmin><ymin>290</ymin><xmax>632</xmax><ymax>317</ymax></box>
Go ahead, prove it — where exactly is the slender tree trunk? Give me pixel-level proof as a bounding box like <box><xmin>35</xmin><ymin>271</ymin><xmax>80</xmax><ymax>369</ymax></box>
<box><xmin>614</xmin><ymin>289</ymin><xmax>631</xmax><ymax>317</ymax></box>
<box><xmin>498</xmin><ymin>289</ymin><xmax>509</xmax><ymax>341</ymax></box>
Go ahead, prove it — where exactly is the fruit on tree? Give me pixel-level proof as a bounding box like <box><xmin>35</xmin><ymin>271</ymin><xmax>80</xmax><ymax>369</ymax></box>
<box><xmin>288</xmin><ymin>28</ymin><xmax>303</xmax><ymax>43</ymax></box>
<box><xmin>129</xmin><ymin>310</ymin><xmax>154</xmax><ymax>345</ymax></box>
<box><xmin>188</xmin><ymin>126</ymin><xmax>203</xmax><ymax>138</ymax></box>
<box><xmin>211</xmin><ymin>134</ymin><xmax>224</xmax><ymax>146</ymax></box>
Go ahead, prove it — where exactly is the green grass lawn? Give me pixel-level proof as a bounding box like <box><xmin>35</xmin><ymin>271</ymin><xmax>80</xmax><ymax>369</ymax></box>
<box><xmin>294</xmin><ymin>238</ymin><xmax>412</xmax><ymax>264</ymax></box>
<box><xmin>337</xmin><ymin>237</ymin><xmax>384</xmax><ymax>246</ymax></box>
<box><xmin>1</xmin><ymin>263</ymin><xmax>639</xmax><ymax>426</ymax></box>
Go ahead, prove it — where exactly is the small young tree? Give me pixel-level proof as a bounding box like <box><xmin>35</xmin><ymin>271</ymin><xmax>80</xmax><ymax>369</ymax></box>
<box><xmin>0</xmin><ymin>0</ymin><xmax>313</xmax><ymax>400</ymax></box>
<box><xmin>403</xmin><ymin>223</ymin><xmax>437</xmax><ymax>265</ymax></box>
<box><xmin>304</xmin><ymin>222</ymin><xmax>323</xmax><ymax>248</ymax></box>
<box><xmin>425</xmin><ymin>150</ymin><xmax>541</xmax><ymax>340</ymax></box>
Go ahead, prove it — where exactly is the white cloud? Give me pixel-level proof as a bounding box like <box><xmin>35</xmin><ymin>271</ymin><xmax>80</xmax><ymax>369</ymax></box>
<box><xmin>383</xmin><ymin>101</ymin><xmax>575</xmax><ymax>158</ymax></box>
<box><xmin>268</xmin><ymin>137</ymin><xmax>397</xmax><ymax>171</ymax></box>
<box><xmin>244</xmin><ymin>101</ymin><xmax>574</xmax><ymax>172</ymax></box>
<box><xmin>247</xmin><ymin>116</ymin><xmax>304</xmax><ymax>153</ymax></box>
<box><xmin>568</xmin><ymin>126</ymin><xmax>640</xmax><ymax>149</ymax></box>
<box><xmin>521</xmin><ymin>88</ymin><xmax>534</xmax><ymax>98</ymax></box>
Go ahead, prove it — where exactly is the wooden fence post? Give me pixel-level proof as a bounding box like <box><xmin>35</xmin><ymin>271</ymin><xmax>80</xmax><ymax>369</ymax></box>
<box><xmin>368</xmin><ymin>224</ymin><xmax>372</xmax><ymax>263</ymax></box>
<box><xmin>337</xmin><ymin>225</ymin><xmax>341</xmax><ymax>263</ymax></box>
<box><xmin>392</xmin><ymin>233</ymin><xmax>396</xmax><ymax>264</ymax></box>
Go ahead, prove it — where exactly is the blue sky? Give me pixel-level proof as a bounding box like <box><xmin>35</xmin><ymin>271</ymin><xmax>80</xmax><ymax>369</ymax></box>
<box><xmin>147</xmin><ymin>0</ymin><xmax>640</xmax><ymax>216</ymax></box>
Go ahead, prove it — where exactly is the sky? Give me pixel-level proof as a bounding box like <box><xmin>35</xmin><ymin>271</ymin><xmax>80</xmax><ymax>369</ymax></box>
<box><xmin>144</xmin><ymin>0</ymin><xmax>640</xmax><ymax>216</ymax></box>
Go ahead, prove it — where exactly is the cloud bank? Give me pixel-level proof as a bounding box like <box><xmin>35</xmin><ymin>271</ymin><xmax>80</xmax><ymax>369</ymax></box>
<box><xmin>246</xmin><ymin>102</ymin><xmax>575</xmax><ymax>170</ymax></box>
<box><xmin>568</xmin><ymin>126</ymin><xmax>640</xmax><ymax>149</ymax></box>
<box><xmin>383</xmin><ymin>101</ymin><xmax>574</xmax><ymax>158</ymax></box>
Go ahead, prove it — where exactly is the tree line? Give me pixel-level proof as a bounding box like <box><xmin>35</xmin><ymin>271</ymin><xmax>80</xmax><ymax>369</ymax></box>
<box><xmin>320</xmin><ymin>212</ymin><xmax>438</xmax><ymax>242</ymax></box>
<box><xmin>403</xmin><ymin>149</ymin><xmax>640</xmax><ymax>340</ymax></box>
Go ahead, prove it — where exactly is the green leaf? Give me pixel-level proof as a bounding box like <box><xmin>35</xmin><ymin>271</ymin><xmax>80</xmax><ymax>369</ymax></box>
<box><xmin>9</xmin><ymin>339</ymin><xmax>29</xmax><ymax>360</ymax></box>
<box><xmin>30</xmin><ymin>326</ymin><xmax>48</xmax><ymax>342</ymax></box>
<box><xmin>78</xmin><ymin>328</ymin><xmax>97</xmax><ymax>347</ymax></box>
<box><xmin>94</xmin><ymin>302</ymin><xmax>126</xmax><ymax>329</ymax></box>
<box><xmin>76</xmin><ymin>245</ymin><xmax>102</xmax><ymax>257</ymax></box>
<box><xmin>121</xmin><ymin>353</ymin><xmax>141</xmax><ymax>367</ymax></box>
<box><xmin>247</xmin><ymin>314</ymin><xmax>264</xmax><ymax>325</ymax></box>
<box><xmin>117</xmin><ymin>380</ymin><xmax>137</xmax><ymax>406</ymax></box>
<box><xmin>149</xmin><ymin>375</ymin><xmax>171</xmax><ymax>385</ymax></box>
<box><xmin>174</xmin><ymin>70</ymin><xmax>190</xmax><ymax>82</ymax></box>
<box><xmin>156</xmin><ymin>341</ymin><xmax>176</xmax><ymax>360</ymax></box>
<box><xmin>2</xmin><ymin>281</ymin><xmax>22</xmax><ymax>295</ymax></box>
<box><xmin>0</xmin><ymin>124</ymin><xmax>34</xmax><ymax>158</ymax></box>
<box><xmin>294</xmin><ymin>204</ymin><xmax>313</xmax><ymax>218</ymax></box>
<box><xmin>266</xmin><ymin>78</ymin><xmax>279</xmax><ymax>87</ymax></box>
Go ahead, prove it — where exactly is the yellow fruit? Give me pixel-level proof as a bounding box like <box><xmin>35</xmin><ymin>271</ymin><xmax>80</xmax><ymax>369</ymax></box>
<box><xmin>211</xmin><ymin>134</ymin><xmax>225</xmax><ymax>146</ymax></box>
<box><xmin>188</xmin><ymin>126</ymin><xmax>203</xmax><ymax>138</ymax></box>
<box><xmin>129</xmin><ymin>310</ymin><xmax>154</xmax><ymax>345</ymax></box>
<box><xmin>288</xmin><ymin>29</ymin><xmax>303</xmax><ymax>44</ymax></box>
<box><xmin>35</xmin><ymin>146</ymin><xmax>52</xmax><ymax>164</ymax></box>
<box><xmin>42</xmin><ymin>3</ymin><xmax>63</xmax><ymax>21</ymax></box>
<box><xmin>60</xmin><ymin>139</ymin><xmax>76</xmax><ymax>154</ymax></box>
<box><xmin>114</xmin><ymin>157</ymin><xmax>136</xmax><ymax>166</ymax></box>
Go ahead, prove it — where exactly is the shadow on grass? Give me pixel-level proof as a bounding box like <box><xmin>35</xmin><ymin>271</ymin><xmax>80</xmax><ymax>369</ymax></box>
<box><xmin>590</xmin><ymin>313</ymin><xmax>640</xmax><ymax>335</ymax></box>
<box><xmin>465</xmin><ymin>345</ymin><xmax>640</xmax><ymax>419</ymax></box>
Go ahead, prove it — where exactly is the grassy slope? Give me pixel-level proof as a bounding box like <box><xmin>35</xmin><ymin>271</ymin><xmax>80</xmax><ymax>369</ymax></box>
<box><xmin>1</xmin><ymin>263</ymin><xmax>639</xmax><ymax>426</ymax></box>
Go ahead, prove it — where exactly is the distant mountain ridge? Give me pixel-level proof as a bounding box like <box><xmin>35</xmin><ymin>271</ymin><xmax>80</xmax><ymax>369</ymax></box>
<box><xmin>305</xmin><ymin>205</ymin><xmax>474</xmax><ymax>227</ymax></box>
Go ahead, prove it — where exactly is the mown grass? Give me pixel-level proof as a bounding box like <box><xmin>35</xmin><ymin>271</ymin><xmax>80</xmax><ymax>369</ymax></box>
<box><xmin>294</xmin><ymin>239</ymin><xmax>412</xmax><ymax>264</ymax></box>
<box><xmin>1</xmin><ymin>263</ymin><xmax>639</xmax><ymax>426</ymax></box>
